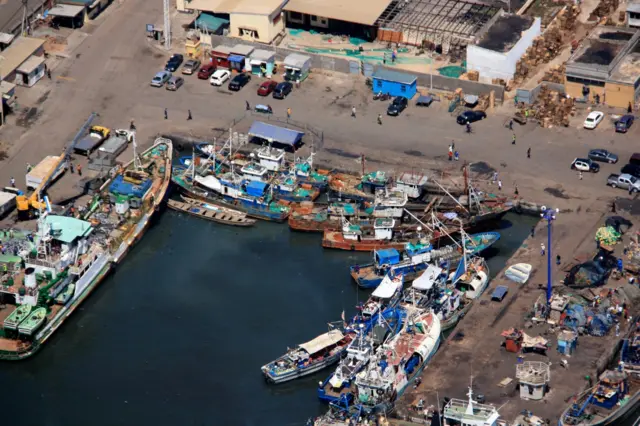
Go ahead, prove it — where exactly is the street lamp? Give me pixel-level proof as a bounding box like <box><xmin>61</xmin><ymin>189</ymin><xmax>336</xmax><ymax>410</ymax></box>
<box><xmin>540</xmin><ymin>206</ymin><xmax>559</xmax><ymax>308</ymax></box>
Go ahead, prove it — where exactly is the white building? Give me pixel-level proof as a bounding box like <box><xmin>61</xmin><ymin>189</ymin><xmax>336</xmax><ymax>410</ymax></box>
<box><xmin>627</xmin><ymin>1</ymin><xmax>640</xmax><ymax>28</ymax></box>
<box><xmin>466</xmin><ymin>12</ymin><xmax>541</xmax><ymax>83</ymax></box>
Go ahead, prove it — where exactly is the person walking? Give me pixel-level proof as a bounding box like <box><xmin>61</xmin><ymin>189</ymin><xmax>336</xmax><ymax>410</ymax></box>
<box><xmin>377</xmin><ymin>114</ymin><xmax>382</xmax><ymax>125</ymax></box>
<box><xmin>514</xmin><ymin>185</ymin><xmax>519</xmax><ymax>196</ymax></box>
<box><xmin>130</xmin><ymin>120</ymin><xmax>136</xmax><ymax>131</ymax></box>
<box><xmin>512</xmin><ymin>133</ymin><xmax>516</xmax><ymax>145</ymax></box>
<box><xmin>492</xmin><ymin>172</ymin><xmax>498</xmax><ymax>184</ymax></box>
<box><xmin>498</xmin><ymin>180</ymin><xmax>502</xmax><ymax>190</ymax></box>
<box><xmin>527</xmin><ymin>147</ymin><xmax>531</xmax><ymax>159</ymax></box>
<box><xmin>164</xmin><ymin>108</ymin><xmax>168</xmax><ymax>120</ymax></box>
<box><xmin>351</xmin><ymin>106</ymin><xmax>356</xmax><ymax>118</ymax></box>
<box><xmin>46</xmin><ymin>69</ymin><xmax>52</xmax><ymax>80</ymax></box>
<box><xmin>77</xmin><ymin>164</ymin><xmax>82</xmax><ymax>176</ymax></box>
<box><xmin>540</xmin><ymin>243</ymin><xmax>545</xmax><ymax>256</ymax></box>
<box><xmin>187</xmin><ymin>109</ymin><xmax>192</xmax><ymax>120</ymax></box>
<box><xmin>451</xmin><ymin>141</ymin><xmax>455</xmax><ymax>151</ymax></box>
<box><xmin>556</xmin><ymin>255</ymin><xmax>561</xmax><ymax>265</ymax></box>
<box><xmin>508</xmin><ymin>119</ymin><xmax>513</xmax><ymax>130</ymax></box>
<box><xmin>628</xmin><ymin>102</ymin><xmax>633</xmax><ymax>114</ymax></box>
<box><xmin>26</xmin><ymin>163</ymin><xmax>32</xmax><ymax>173</ymax></box>
<box><xmin>530</xmin><ymin>226</ymin><xmax>535</xmax><ymax>237</ymax></box>
<box><xmin>454</xmin><ymin>150</ymin><xmax>459</xmax><ymax>161</ymax></box>
<box><xmin>579</xmin><ymin>171</ymin><xmax>583</xmax><ymax>180</ymax></box>
<box><xmin>9</xmin><ymin>177</ymin><xmax>15</xmax><ymax>187</ymax></box>
<box><xmin>287</xmin><ymin>107</ymin><xmax>291</xmax><ymax>119</ymax></box>
<box><xmin>448</xmin><ymin>150</ymin><xmax>453</xmax><ymax>162</ymax></box>
<box><xmin>246</xmin><ymin>100</ymin><xmax>251</xmax><ymax>111</ymax></box>
<box><xmin>629</xmin><ymin>185</ymin><xmax>633</xmax><ymax>195</ymax></box>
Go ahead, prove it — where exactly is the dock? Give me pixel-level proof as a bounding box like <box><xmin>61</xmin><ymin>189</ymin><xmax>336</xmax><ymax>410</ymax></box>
<box><xmin>393</xmin><ymin>205</ymin><xmax>640</xmax><ymax>423</ymax></box>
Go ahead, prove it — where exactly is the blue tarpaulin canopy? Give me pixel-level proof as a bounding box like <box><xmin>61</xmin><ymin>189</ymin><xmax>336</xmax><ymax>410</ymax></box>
<box><xmin>245</xmin><ymin>180</ymin><xmax>267</xmax><ymax>197</ymax></box>
<box><xmin>228</xmin><ymin>54</ymin><xmax>245</xmax><ymax>63</ymax></box>
<box><xmin>248</xmin><ymin>121</ymin><xmax>304</xmax><ymax>147</ymax></box>
<box><xmin>194</xmin><ymin>13</ymin><xmax>229</xmax><ymax>33</ymax></box>
<box><xmin>375</xmin><ymin>249</ymin><xmax>400</xmax><ymax>266</ymax></box>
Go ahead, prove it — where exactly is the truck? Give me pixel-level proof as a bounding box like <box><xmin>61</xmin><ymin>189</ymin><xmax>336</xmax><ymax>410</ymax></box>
<box><xmin>607</xmin><ymin>173</ymin><xmax>640</xmax><ymax>192</ymax></box>
<box><xmin>73</xmin><ymin>125</ymin><xmax>110</xmax><ymax>156</ymax></box>
<box><xmin>0</xmin><ymin>189</ymin><xmax>17</xmax><ymax>217</ymax></box>
<box><xmin>26</xmin><ymin>155</ymin><xmax>65</xmax><ymax>190</ymax></box>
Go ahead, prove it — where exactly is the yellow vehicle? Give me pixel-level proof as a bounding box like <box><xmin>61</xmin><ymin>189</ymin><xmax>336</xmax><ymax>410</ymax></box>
<box><xmin>73</xmin><ymin>125</ymin><xmax>111</xmax><ymax>156</ymax></box>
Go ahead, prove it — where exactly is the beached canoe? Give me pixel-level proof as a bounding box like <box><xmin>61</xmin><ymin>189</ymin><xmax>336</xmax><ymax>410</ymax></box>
<box><xmin>168</xmin><ymin>198</ymin><xmax>256</xmax><ymax>227</ymax></box>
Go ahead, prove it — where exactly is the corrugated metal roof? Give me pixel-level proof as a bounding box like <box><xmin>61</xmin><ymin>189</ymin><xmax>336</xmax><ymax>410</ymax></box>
<box><xmin>0</xmin><ymin>37</ymin><xmax>45</xmax><ymax>80</ymax></box>
<box><xmin>0</xmin><ymin>33</ymin><xmax>15</xmax><ymax>45</ymax></box>
<box><xmin>372</xmin><ymin>68</ymin><xmax>417</xmax><ymax>85</ymax></box>
<box><xmin>283</xmin><ymin>53</ymin><xmax>310</xmax><ymax>69</ymax></box>
<box><xmin>284</xmin><ymin>0</ymin><xmax>392</xmax><ymax>26</ymax></box>
<box><xmin>16</xmin><ymin>55</ymin><xmax>44</xmax><ymax>74</ymax></box>
<box><xmin>250</xmin><ymin>49</ymin><xmax>275</xmax><ymax>62</ymax></box>
<box><xmin>194</xmin><ymin>12</ymin><xmax>229</xmax><ymax>31</ymax></box>
<box><xmin>231</xmin><ymin>44</ymin><xmax>254</xmax><ymax>56</ymax></box>
<box><xmin>186</xmin><ymin>0</ymin><xmax>287</xmax><ymax>15</ymax></box>
<box><xmin>47</xmin><ymin>4</ymin><xmax>85</xmax><ymax>17</ymax></box>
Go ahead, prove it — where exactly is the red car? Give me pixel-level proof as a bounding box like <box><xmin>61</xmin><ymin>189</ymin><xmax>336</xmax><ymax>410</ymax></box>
<box><xmin>257</xmin><ymin>80</ymin><xmax>277</xmax><ymax>96</ymax></box>
<box><xmin>197</xmin><ymin>63</ymin><xmax>217</xmax><ymax>80</ymax></box>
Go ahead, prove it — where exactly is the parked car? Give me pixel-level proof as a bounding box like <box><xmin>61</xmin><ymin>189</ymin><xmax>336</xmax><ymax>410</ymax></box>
<box><xmin>583</xmin><ymin>111</ymin><xmax>604</xmax><ymax>129</ymax></box>
<box><xmin>197</xmin><ymin>63</ymin><xmax>216</xmax><ymax>79</ymax></box>
<box><xmin>272</xmin><ymin>81</ymin><xmax>293</xmax><ymax>99</ymax></box>
<box><xmin>166</xmin><ymin>76</ymin><xmax>184</xmax><ymax>91</ymax></box>
<box><xmin>210</xmin><ymin>69</ymin><xmax>231</xmax><ymax>86</ymax></box>
<box><xmin>629</xmin><ymin>153</ymin><xmax>640</xmax><ymax>166</ymax></box>
<box><xmin>456</xmin><ymin>110</ymin><xmax>486</xmax><ymax>124</ymax></box>
<box><xmin>182</xmin><ymin>59</ymin><xmax>201</xmax><ymax>75</ymax></box>
<box><xmin>615</xmin><ymin>114</ymin><xmax>634</xmax><ymax>133</ymax></box>
<box><xmin>571</xmin><ymin>158</ymin><xmax>599</xmax><ymax>173</ymax></box>
<box><xmin>588</xmin><ymin>149</ymin><xmax>618</xmax><ymax>164</ymax></box>
<box><xmin>258</xmin><ymin>80</ymin><xmax>278</xmax><ymax>96</ymax></box>
<box><xmin>150</xmin><ymin>71</ymin><xmax>172</xmax><ymax>87</ymax></box>
<box><xmin>607</xmin><ymin>173</ymin><xmax>640</xmax><ymax>192</ymax></box>
<box><xmin>165</xmin><ymin>54</ymin><xmax>184</xmax><ymax>72</ymax></box>
<box><xmin>387</xmin><ymin>96</ymin><xmax>408</xmax><ymax>116</ymax></box>
<box><xmin>229</xmin><ymin>73</ymin><xmax>251</xmax><ymax>91</ymax></box>
<box><xmin>621</xmin><ymin>163</ymin><xmax>640</xmax><ymax>179</ymax></box>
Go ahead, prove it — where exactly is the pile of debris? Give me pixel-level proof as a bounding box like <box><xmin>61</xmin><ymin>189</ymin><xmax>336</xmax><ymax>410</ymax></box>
<box><xmin>524</xmin><ymin>85</ymin><xmax>575</xmax><ymax>127</ymax></box>
<box><xmin>557</xmin><ymin>5</ymin><xmax>580</xmax><ymax>33</ymax></box>
<box><xmin>589</xmin><ymin>0</ymin><xmax>620</xmax><ymax>22</ymax></box>
<box><xmin>459</xmin><ymin>70</ymin><xmax>480</xmax><ymax>81</ymax></box>
<box><xmin>539</xmin><ymin>64</ymin><xmax>566</xmax><ymax>84</ymax></box>
<box><xmin>43</xmin><ymin>35</ymin><xmax>67</xmax><ymax>54</ymax></box>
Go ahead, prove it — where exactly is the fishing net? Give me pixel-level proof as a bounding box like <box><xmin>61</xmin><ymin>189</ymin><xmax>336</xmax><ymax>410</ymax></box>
<box><xmin>595</xmin><ymin>226</ymin><xmax>621</xmax><ymax>246</ymax></box>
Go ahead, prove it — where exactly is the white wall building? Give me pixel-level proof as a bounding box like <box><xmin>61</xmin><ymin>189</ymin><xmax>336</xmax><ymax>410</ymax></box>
<box><xmin>466</xmin><ymin>12</ymin><xmax>541</xmax><ymax>83</ymax></box>
<box><xmin>627</xmin><ymin>1</ymin><xmax>640</xmax><ymax>28</ymax></box>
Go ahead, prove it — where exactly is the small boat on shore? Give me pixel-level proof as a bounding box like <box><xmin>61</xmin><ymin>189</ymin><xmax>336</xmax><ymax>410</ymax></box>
<box><xmin>3</xmin><ymin>305</ymin><xmax>32</xmax><ymax>330</ymax></box>
<box><xmin>18</xmin><ymin>307</ymin><xmax>47</xmax><ymax>335</ymax></box>
<box><xmin>505</xmin><ymin>263</ymin><xmax>532</xmax><ymax>284</ymax></box>
<box><xmin>261</xmin><ymin>325</ymin><xmax>354</xmax><ymax>384</ymax></box>
<box><xmin>167</xmin><ymin>198</ymin><xmax>256</xmax><ymax>227</ymax></box>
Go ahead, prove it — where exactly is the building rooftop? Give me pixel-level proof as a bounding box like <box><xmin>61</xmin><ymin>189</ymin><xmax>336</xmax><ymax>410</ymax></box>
<box><xmin>16</xmin><ymin>55</ymin><xmax>44</xmax><ymax>74</ymax></box>
<box><xmin>47</xmin><ymin>3</ymin><xmax>85</xmax><ymax>17</ymax></box>
<box><xmin>186</xmin><ymin>0</ymin><xmax>287</xmax><ymax>15</ymax></box>
<box><xmin>284</xmin><ymin>0</ymin><xmax>393</xmax><ymax>26</ymax></box>
<box><xmin>609</xmin><ymin>52</ymin><xmax>640</xmax><ymax>84</ymax></box>
<box><xmin>627</xmin><ymin>0</ymin><xmax>640</xmax><ymax>13</ymax></box>
<box><xmin>372</xmin><ymin>68</ymin><xmax>417</xmax><ymax>85</ymax></box>
<box><xmin>0</xmin><ymin>36</ymin><xmax>45</xmax><ymax>81</ymax></box>
<box><xmin>476</xmin><ymin>14</ymin><xmax>534</xmax><ymax>53</ymax></box>
<box><xmin>575</xmin><ymin>40</ymin><xmax>623</xmax><ymax>66</ymax></box>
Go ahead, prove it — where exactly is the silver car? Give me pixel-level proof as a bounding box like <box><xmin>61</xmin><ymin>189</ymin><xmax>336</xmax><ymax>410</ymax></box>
<box><xmin>182</xmin><ymin>59</ymin><xmax>201</xmax><ymax>75</ymax></box>
<box><xmin>151</xmin><ymin>71</ymin><xmax>171</xmax><ymax>87</ymax></box>
<box><xmin>166</xmin><ymin>76</ymin><xmax>184</xmax><ymax>91</ymax></box>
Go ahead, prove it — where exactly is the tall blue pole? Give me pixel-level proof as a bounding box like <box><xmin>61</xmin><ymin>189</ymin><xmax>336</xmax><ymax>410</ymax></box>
<box><xmin>547</xmin><ymin>217</ymin><xmax>552</xmax><ymax>306</ymax></box>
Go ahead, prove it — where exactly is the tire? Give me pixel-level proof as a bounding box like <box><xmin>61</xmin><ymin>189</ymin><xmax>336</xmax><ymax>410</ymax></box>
<box><xmin>611</xmin><ymin>183</ymin><xmax>617</xmax><ymax>188</ymax></box>
<box><xmin>634</xmin><ymin>188</ymin><xmax>638</xmax><ymax>193</ymax></box>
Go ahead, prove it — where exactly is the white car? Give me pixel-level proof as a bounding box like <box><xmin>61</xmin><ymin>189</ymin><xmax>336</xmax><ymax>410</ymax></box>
<box><xmin>210</xmin><ymin>69</ymin><xmax>231</xmax><ymax>86</ymax></box>
<box><xmin>583</xmin><ymin>111</ymin><xmax>604</xmax><ymax>129</ymax></box>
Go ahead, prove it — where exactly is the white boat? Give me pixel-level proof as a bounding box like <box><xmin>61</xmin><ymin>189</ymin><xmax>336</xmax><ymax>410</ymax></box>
<box><xmin>505</xmin><ymin>263</ymin><xmax>532</xmax><ymax>284</ymax></box>
<box><xmin>361</xmin><ymin>274</ymin><xmax>403</xmax><ymax>318</ymax></box>
<box><xmin>240</xmin><ymin>161</ymin><xmax>270</xmax><ymax>182</ymax></box>
<box><xmin>255</xmin><ymin>145</ymin><xmax>285</xmax><ymax>172</ymax></box>
<box><xmin>440</xmin><ymin>384</ymin><xmax>501</xmax><ymax>426</ymax></box>
<box><xmin>353</xmin><ymin>307</ymin><xmax>441</xmax><ymax>414</ymax></box>
<box><xmin>370</xmin><ymin>188</ymin><xmax>407</xmax><ymax>218</ymax></box>
<box><xmin>450</xmin><ymin>257</ymin><xmax>489</xmax><ymax>300</ymax></box>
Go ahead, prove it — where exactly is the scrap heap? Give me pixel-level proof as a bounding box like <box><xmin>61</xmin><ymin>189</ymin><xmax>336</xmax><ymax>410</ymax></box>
<box><xmin>524</xmin><ymin>85</ymin><xmax>575</xmax><ymax>127</ymax></box>
<box><xmin>512</xmin><ymin>5</ymin><xmax>580</xmax><ymax>85</ymax></box>
<box><xmin>539</xmin><ymin>64</ymin><xmax>566</xmax><ymax>84</ymax></box>
<box><xmin>590</xmin><ymin>0</ymin><xmax>620</xmax><ymax>22</ymax></box>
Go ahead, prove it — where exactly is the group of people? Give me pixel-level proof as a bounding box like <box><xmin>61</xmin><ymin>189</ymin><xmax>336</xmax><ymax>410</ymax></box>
<box><xmin>447</xmin><ymin>143</ymin><xmax>459</xmax><ymax>161</ymax></box>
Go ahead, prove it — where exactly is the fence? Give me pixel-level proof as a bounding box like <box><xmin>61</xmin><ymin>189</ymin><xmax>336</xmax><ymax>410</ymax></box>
<box><xmin>516</xmin><ymin>82</ymin><xmax>565</xmax><ymax>105</ymax></box>
<box><xmin>208</xmin><ymin>35</ymin><xmax>506</xmax><ymax>102</ymax></box>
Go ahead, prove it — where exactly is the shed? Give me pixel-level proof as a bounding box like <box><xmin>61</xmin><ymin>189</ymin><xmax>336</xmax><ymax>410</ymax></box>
<box><xmin>249</xmin><ymin>49</ymin><xmax>275</xmax><ymax>76</ymax></box>
<box><xmin>248</xmin><ymin>121</ymin><xmax>304</xmax><ymax>150</ymax></box>
<box><xmin>0</xmin><ymin>37</ymin><xmax>45</xmax><ymax>84</ymax></box>
<box><xmin>0</xmin><ymin>33</ymin><xmax>15</xmax><ymax>50</ymax></box>
<box><xmin>283</xmin><ymin>53</ymin><xmax>311</xmax><ymax>82</ymax></box>
<box><xmin>245</xmin><ymin>180</ymin><xmax>268</xmax><ymax>198</ymax></box>
<box><xmin>374</xmin><ymin>248</ymin><xmax>400</xmax><ymax>267</ymax></box>
<box><xmin>371</xmin><ymin>68</ymin><xmax>417</xmax><ymax>99</ymax></box>
<box><xmin>15</xmin><ymin>55</ymin><xmax>45</xmax><ymax>87</ymax></box>
<box><xmin>557</xmin><ymin>330</ymin><xmax>578</xmax><ymax>355</ymax></box>
<box><xmin>211</xmin><ymin>44</ymin><xmax>233</xmax><ymax>68</ymax></box>
<box><xmin>194</xmin><ymin>12</ymin><xmax>229</xmax><ymax>34</ymax></box>
<box><xmin>47</xmin><ymin>3</ymin><xmax>86</xmax><ymax>28</ymax></box>
<box><xmin>228</xmin><ymin>44</ymin><xmax>254</xmax><ymax>72</ymax></box>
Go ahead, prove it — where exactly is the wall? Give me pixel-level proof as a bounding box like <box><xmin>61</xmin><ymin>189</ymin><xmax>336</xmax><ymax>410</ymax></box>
<box><xmin>466</xmin><ymin>17</ymin><xmax>542</xmax><ymax>83</ymax></box>
<box><xmin>516</xmin><ymin>82</ymin><xmax>565</xmax><ymax>104</ymax></box>
<box><xmin>604</xmin><ymin>81</ymin><xmax>635</xmax><ymax>108</ymax></box>
<box><xmin>229</xmin><ymin>14</ymin><xmax>273</xmax><ymax>43</ymax></box>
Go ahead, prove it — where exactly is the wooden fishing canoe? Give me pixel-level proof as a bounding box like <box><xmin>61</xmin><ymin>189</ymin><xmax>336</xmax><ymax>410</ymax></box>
<box><xmin>167</xmin><ymin>198</ymin><xmax>256</xmax><ymax>227</ymax></box>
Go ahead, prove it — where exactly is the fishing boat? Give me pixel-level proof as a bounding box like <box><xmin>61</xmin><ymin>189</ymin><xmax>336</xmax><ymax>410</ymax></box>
<box><xmin>261</xmin><ymin>325</ymin><xmax>355</xmax><ymax>384</ymax></box>
<box><xmin>273</xmin><ymin>171</ymin><xmax>320</xmax><ymax>202</ymax></box>
<box><xmin>255</xmin><ymin>145</ymin><xmax>286</xmax><ymax>172</ymax></box>
<box><xmin>559</xmin><ymin>369</ymin><xmax>640</xmax><ymax>426</ymax></box>
<box><xmin>317</xmin><ymin>325</ymin><xmax>374</xmax><ymax>405</ymax></box>
<box><xmin>240</xmin><ymin>161</ymin><xmax>270</xmax><ymax>182</ymax></box>
<box><xmin>18</xmin><ymin>307</ymin><xmax>47</xmax><ymax>335</ymax></box>
<box><xmin>294</xmin><ymin>153</ymin><xmax>330</xmax><ymax>191</ymax></box>
<box><xmin>322</xmin><ymin>218</ymin><xmax>415</xmax><ymax>252</ymax></box>
<box><xmin>360</xmin><ymin>274</ymin><xmax>404</xmax><ymax>319</ymax></box>
<box><xmin>167</xmin><ymin>198</ymin><xmax>256</xmax><ymax>227</ymax></box>
<box><xmin>353</xmin><ymin>307</ymin><xmax>441</xmax><ymax>414</ymax></box>
<box><xmin>3</xmin><ymin>305</ymin><xmax>32</xmax><ymax>330</ymax></box>
<box><xmin>505</xmin><ymin>263</ymin><xmax>532</xmax><ymax>284</ymax></box>
<box><xmin>0</xmin><ymin>134</ymin><xmax>172</xmax><ymax>360</ymax></box>
<box><xmin>350</xmin><ymin>231</ymin><xmax>500</xmax><ymax>288</ymax></box>
<box><xmin>621</xmin><ymin>322</ymin><xmax>640</xmax><ymax>373</ymax></box>
<box><xmin>288</xmin><ymin>202</ymin><xmax>359</xmax><ymax>232</ymax></box>
<box><xmin>450</xmin><ymin>257</ymin><xmax>490</xmax><ymax>299</ymax></box>
<box><xmin>439</xmin><ymin>384</ymin><xmax>502</xmax><ymax>426</ymax></box>
<box><xmin>329</xmin><ymin>173</ymin><xmax>377</xmax><ymax>203</ymax></box>
<box><xmin>172</xmin><ymin>165</ymin><xmax>290</xmax><ymax>222</ymax></box>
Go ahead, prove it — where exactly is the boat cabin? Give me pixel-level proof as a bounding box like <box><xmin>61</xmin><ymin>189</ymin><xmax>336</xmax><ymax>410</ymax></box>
<box><xmin>374</xmin><ymin>248</ymin><xmax>401</xmax><ymax>269</ymax></box>
<box><xmin>255</xmin><ymin>145</ymin><xmax>285</xmax><ymax>172</ymax></box>
<box><xmin>394</xmin><ymin>172</ymin><xmax>429</xmax><ymax>199</ymax></box>
<box><xmin>413</xmin><ymin>265</ymin><xmax>444</xmax><ymax>293</ymax></box>
<box><xmin>342</xmin><ymin>218</ymin><xmax>395</xmax><ymax>242</ymax></box>
<box><xmin>442</xmin><ymin>388</ymin><xmax>501</xmax><ymax>426</ymax></box>
<box><xmin>591</xmin><ymin>370</ymin><xmax>628</xmax><ymax>409</ymax></box>
<box><xmin>361</xmin><ymin>274</ymin><xmax>403</xmax><ymax>318</ymax></box>
<box><xmin>360</xmin><ymin>171</ymin><xmax>390</xmax><ymax>194</ymax></box>
<box><xmin>240</xmin><ymin>162</ymin><xmax>269</xmax><ymax>182</ymax></box>
<box><xmin>371</xmin><ymin>189</ymin><xmax>407</xmax><ymax>218</ymax></box>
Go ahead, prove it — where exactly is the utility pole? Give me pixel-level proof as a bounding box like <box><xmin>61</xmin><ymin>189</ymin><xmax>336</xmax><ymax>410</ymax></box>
<box><xmin>21</xmin><ymin>0</ymin><xmax>29</xmax><ymax>36</ymax></box>
<box><xmin>163</xmin><ymin>0</ymin><xmax>171</xmax><ymax>50</ymax></box>
<box><xmin>540</xmin><ymin>206</ymin><xmax>559</xmax><ymax>310</ymax></box>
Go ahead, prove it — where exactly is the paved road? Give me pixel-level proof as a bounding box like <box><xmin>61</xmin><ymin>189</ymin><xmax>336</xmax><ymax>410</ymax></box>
<box><xmin>0</xmin><ymin>0</ymin><xmax>636</xmax><ymax>211</ymax></box>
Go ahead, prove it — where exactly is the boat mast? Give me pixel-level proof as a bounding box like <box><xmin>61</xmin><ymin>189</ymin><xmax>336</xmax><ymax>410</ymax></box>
<box><xmin>432</xmin><ymin>180</ymin><xmax>469</xmax><ymax>214</ymax></box>
<box><xmin>132</xmin><ymin>132</ymin><xmax>142</xmax><ymax>171</ymax></box>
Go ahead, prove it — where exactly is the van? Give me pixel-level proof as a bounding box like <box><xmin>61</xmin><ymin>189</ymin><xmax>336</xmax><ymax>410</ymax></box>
<box><xmin>629</xmin><ymin>153</ymin><xmax>640</xmax><ymax>166</ymax></box>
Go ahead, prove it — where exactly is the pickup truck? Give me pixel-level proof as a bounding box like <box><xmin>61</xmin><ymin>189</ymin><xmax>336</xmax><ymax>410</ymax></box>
<box><xmin>607</xmin><ymin>173</ymin><xmax>640</xmax><ymax>192</ymax></box>
<box><xmin>74</xmin><ymin>125</ymin><xmax>110</xmax><ymax>156</ymax></box>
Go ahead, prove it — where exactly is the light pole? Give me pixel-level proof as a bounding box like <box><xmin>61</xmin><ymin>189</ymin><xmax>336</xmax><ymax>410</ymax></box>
<box><xmin>540</xmin><ymin>206</ymin><xmax>559</xmax><ymax>308</ymax></box>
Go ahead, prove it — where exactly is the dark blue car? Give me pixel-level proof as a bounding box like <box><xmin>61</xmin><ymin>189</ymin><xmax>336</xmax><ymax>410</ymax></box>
<box><xmin>615</xmin><ymin>115</ymin><xmax>634</xmax><ymax>133</ymax></box>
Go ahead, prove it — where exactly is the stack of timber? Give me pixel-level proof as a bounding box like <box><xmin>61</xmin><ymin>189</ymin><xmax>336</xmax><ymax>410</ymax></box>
<box><xmin>557</xmin><ymin>5</ymin><xmax>580</xmax><ymax>32</ymax></box>
<box><xmin>539</xmin><ymin>64</ymin><xmax>566</xmax><ymax>84</ymax></box>
<box><xmin>525</xmin><ymin>86</ymin><xmax>575</xmax><ymax>128</ymax></box>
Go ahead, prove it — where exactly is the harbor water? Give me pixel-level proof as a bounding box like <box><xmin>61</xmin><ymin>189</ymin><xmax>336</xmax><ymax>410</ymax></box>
<box><xmin>0</xmin><ymin>211</ymin><xmax>637</xmax><ymax>425</ymax></box>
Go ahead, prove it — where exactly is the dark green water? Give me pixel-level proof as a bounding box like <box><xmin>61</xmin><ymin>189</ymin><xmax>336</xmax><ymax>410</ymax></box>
<box><xmin>2</xmin><ymin>211</ymin><xmax>636</xmax><ymax>425</ymax></box>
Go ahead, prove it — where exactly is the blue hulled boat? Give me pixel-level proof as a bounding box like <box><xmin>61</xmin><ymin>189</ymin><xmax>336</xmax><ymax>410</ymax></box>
<box><xmin>350</xmin><ymin>231</ymin><xmax>500</xmax><ymax>288</ymax></box>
